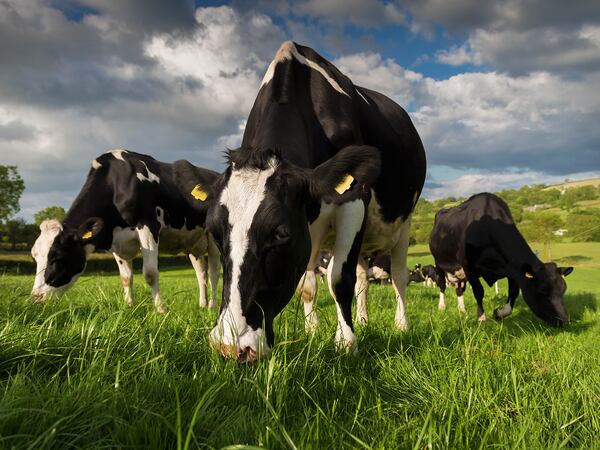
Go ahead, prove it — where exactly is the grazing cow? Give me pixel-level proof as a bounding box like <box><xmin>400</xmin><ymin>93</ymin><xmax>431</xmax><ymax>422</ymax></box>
<box><xmin>31</xmin><ymin>149</ymin><xmax>220</xmax><ymax>312</ymax></box>
<box><xmin>429</xmin><ymin>193</ymin><xmax>573</xmax><ymax>325</ymax></box>
<box><xmin>407</xmin><ymin>266</ymin><xmax>425</xmax><ymax>285</ymax></box>
<box><xmin>421</xmin><ymin>264</ymin><xmax>438</xmax><ymax>287</ymax></box>
<box><xmin>195</xmin><ymin>41</ymin><xmax>426</xmax><ymax>361</ymax></box>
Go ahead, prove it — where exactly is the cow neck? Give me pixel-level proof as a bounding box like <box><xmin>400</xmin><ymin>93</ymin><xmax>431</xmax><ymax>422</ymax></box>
<box><xmin>497</xmin><ymin>224</ymin><xmax>544</xmax><ymax>276</ymax></box>
<box><xmin>63</xmin><ymin>171</ymin><xmax>118</xmax><ymax>251</ymax></box>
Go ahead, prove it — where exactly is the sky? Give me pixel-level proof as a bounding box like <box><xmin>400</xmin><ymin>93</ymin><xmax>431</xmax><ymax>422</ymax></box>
<box><xmin>1</xmin><ymin>0</ymin><xmax>600</xmax><ymax>221</ymax></box>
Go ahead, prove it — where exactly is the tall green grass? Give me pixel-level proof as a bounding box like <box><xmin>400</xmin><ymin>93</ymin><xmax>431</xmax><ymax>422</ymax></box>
<box><xmin>0</xmin><ymin>266</ymin><xmax>598</xmax><ymax>448</ymax></box>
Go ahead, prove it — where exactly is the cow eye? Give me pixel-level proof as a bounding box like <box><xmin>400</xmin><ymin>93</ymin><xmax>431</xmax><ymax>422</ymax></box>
<box><xmin>274</xmin><ymin>225</ymin><xmax>290</xmax><ymax>241</ymax></box>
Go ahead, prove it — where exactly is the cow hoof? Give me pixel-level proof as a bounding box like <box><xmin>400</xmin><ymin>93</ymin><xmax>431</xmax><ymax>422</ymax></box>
<box><xmin>493</xmin><ymin>309</ymin><xmax>503</xmax><ymax>320</ymax></box>
<box><xmin>356</xmin><ymin>315</ymin><xmax>369</xmax><ymax>326</ymax></box>
<box><xmin>126</xmin><ymin>300</ymin><xmax>134</xmax><ymax>307</ymax></box>
<box><xmin>438</xmin><ymin>303</ymin><xmax>446</xmax><ymax>311</ymax></box>
<box><xmin>478</xmin><ymin>314</ymin><xmax>487</xmax><ymax>322</ymax></box>
<box><xmin>155</xmin><ymin>304</ymin><xmax>169</xmax><ymax>314</ymax></box>
<box><xmin>208</xmin><ymin>301</ymin><xmax>217</xmax><ymax>309</ymax></box>
<box><xmin>335</xmin><ymin>331</ymin><xmax>357</xmax><ymax>354</ymax></box>
<box><xmin>458</xmin><ymin>308</ymin><xmax>467</xmax><ymax>315</ymax></box>
<box><xmin>394</xmin><ymin>319</ymin><xmax>409</xmax><ymax>331</ymax></box>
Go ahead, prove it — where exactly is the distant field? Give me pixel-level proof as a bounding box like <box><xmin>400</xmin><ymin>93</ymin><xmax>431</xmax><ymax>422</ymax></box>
<box><xmin>409</xmin><ymin>242</ymin><xmax>600</xmax><ymax>269</ymax></box>
<box><xmin>542</xmin><ymin>177</ymin><xmax>600</xmax><ymax>191</ymax></box>
<box><xmin>0</xmin><ymin>242</ymin><xmax>598</xmax><ymax>448</ymax></box>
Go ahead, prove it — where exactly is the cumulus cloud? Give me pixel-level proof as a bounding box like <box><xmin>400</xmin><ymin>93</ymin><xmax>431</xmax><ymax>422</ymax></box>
<box><xmin>436</xmin><ymin>26</ymin><xmax>600</xmax><ymax>75</ymax></box>
<box><xmin>0</xmin><ymin>2</ymin><xmax>283</xmax><ymax>219</ymax></box>
<box><xmin>1</xmin><ymin>0</ymin><xmax>599</xmax><ymax>220</ymax></box>
<box><xmin>424</xmin><ymin>169</ymin><xmax>600</xmax><ymax>200</ymax></box>
<box><xmin>416</xmin><ymin>0</ymin><xmax>600</xmax><ymax>75</ymax></box>
<box><xmin>336</xmin><ymin>51</ymin><xmax>600</xmax><ymax>176</ymax></box>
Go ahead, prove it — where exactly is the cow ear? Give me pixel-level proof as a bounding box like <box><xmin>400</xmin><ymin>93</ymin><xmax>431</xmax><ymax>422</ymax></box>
<box><xmin>308</xmin><ymin>145</ymin><xmax>380</xmax><ymax>203</ymax></box>
<box><xmin>558</xmin><ymin>266</ymin><xmax>574</xmax><ymax>277</ymax></box>
<box><xmin>189</xmin><ymin>169</ymin><xmax>221</xmax><ymax>204</ymax></box>
<box><xmin>78</xmin><ymin>217</ymin><xmax>104</xmax><ymax>242</ymax></box>
<box><xmin>522</xmin><ymin>263</ymin><xmax>535</xmax><ymax>279</ymax></box>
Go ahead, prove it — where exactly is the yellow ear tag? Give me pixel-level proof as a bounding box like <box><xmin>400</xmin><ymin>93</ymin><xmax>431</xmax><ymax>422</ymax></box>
<box><xmin>525</xmin><ymin>272</ymin><xmax>534</xmax><ymax>279</ymax></box>
<box><xmin>334</xmin><ymin>174</ymin><xmax>354</xmax><ymax>195</ymax></box>
<box><xmin>82</xmin><ymin>231</ymin><xmax>93</xmax><ymax>240</ymax></box>
<box><xmin>191</xmin><ymin>184</ymin><xmax>208</xmax><ymax>201</ymax></box>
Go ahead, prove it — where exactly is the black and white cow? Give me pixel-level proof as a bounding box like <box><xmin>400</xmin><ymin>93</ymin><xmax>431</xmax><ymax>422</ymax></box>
<box><xmin>429</xmin><ymin>193</ymin><xmax>573</xmax><ymax>325</ymax></box>
<box><xmin>31</xmin><ymin>149</ymin><xmax>220</xmax><ymax>311</ymax></box>
<box><xmin>421</xmin><ymin>264</ymin><xmax>438</xmax><ymax>287</ymax></box>
<box><xmin>194</xmin><ymin>41</ymin><xmax>426</xmax><ymax>361</ymax></box>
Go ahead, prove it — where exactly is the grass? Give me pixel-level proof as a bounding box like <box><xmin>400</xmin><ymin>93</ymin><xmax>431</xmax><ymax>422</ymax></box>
<box><xmin>0</xmin><ymin>257</ymin><xmax>598</xmax><ymax>448</ymax></box>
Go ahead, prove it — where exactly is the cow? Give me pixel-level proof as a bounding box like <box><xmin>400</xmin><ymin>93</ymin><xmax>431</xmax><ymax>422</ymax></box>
<box><xmin>194</xmin><ymin>41</ymin><xmax>426</xmax><ymax>361</ymax></box>
<box><xmin>429</xmin><ymin>193</ymin><xmax>573</xmax><ymax>325</ymax></box>
<box><xmin>421</xmin><ymin>264</ymin><xmax>438</xmax><ymax>287</ymax></box>
<box><xmin>407</xmin><ymin>266</ymin><xmax>425</xmax><ymax>285</ymax></box>
<box><xmin>31</xmin><ymin>149</ymin><xmax>221</xmax><ymax>312</ymax></box>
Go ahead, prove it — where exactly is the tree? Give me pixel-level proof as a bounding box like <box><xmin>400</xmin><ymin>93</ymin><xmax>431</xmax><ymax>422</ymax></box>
<box><xmin>0</xmin><ymin>165</ymin><xmax>25</xmax><ymax>224</ymax></box>
<box><xmin>0</xmin><ymin>218</ymin><xmax>38</xmax><ymax>250</ymax></box>
<box><xmin>34</xmin><ymin>206</ymin><xmax>66</xmax><ymax>225</ymax></box>
<box><xmin>520</xmin><ymin>211</ymin><xmax>564</xmax><ymax>260</ymax></box>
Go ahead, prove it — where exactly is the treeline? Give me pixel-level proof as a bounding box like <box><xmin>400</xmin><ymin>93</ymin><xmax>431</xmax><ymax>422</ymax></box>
<box><xmin>411</xmin><ymin>183</ymin><xmax>600</xmax><ymax>245</ymax></box>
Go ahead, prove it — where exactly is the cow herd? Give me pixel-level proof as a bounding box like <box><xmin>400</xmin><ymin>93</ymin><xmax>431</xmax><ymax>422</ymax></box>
<box><xmin>29</xmin><ymin>41</ymin><xmax>573</xmax><ymax>363</ymax></box>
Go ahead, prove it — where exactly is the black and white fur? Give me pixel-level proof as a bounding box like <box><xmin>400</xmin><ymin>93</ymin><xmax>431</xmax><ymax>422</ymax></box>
<box><xmin>429</xmin><ymin>193</ymin><xmax>573</xmax><ymax>324</ymax></box>
<box><xmin>31</xmin><ymin>149</ymin><xmax>220</xmax><ymax>311</ymax></box>
<box><xmin>195</xmin><ymin>41</ymin><xmax>426</xmax><ymax>361</ymax></box>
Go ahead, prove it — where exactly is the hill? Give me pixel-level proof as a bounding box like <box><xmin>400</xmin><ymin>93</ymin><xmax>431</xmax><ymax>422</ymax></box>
<box><xmin>542</xmin><ymin>177</ymin><xmax>600</xmax><ymax>191</ymax></box>
<box><xmin>411</xmin><ymin>181</ymin><xmax>600</xmax><ymax>246</ymax></box>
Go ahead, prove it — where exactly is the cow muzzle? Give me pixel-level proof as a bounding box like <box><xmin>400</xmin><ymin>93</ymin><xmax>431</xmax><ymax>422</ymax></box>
<box><xmin>30</xmin><ymin>290</ymin><xmax>48</xmax><ymax>303</ymax></box>
<box><xmin>209</xmin><ymin>325</ymin><xmax>271</xmax><ymax>363</ymax></box>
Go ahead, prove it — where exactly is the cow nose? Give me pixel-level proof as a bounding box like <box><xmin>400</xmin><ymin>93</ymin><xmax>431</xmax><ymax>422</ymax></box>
<box><xmin>31</xmin><ymin>291</ymin><xmax>46</xmax><ymax>303</ymax></box>
<box><xmin>237</xmin><ymin>346</ymin><xmax>257</xmax><ymax>363</ymax></box>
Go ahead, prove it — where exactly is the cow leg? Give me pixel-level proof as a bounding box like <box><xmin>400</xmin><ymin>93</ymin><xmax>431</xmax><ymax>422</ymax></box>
<box><xmin>137</xmin><ymin>225</ymin><xmax>167</xmax><ymax>314</ymax></box>
<box><xmin>391</xmin><ymin>219</ymin><xmax>411</xmax><ymax>330</ymax></box>
<box><xmin>495</xmin><ymin>277</ymin><xmax>519</xmax><ymax>319</ymax></box>
<box><xmin>299</xmin><ymin>203</ymin><xmax>333</xmax><ymax>332</ymax></box>
<box><xmin>354</xmin><ymin>255</ymin><xmax>369</xmax><ymax>325</ymax></box>
<box><xmin>435</xmin><ymin>267</ymin><xmax>447</xmax><ymax>310</ymax></box>
<box><xmin>207</xmin><ymin>234</ymin><xmax>220</xmax><ymax>309</ymax></box>
<box><xmin>470</xmin><ymin>277</ymin><xmax>486</xmax><ymax>321</ymax></box>
<box><xmin>114</xmin><ymin>253</ymin><xmax>134</xmax><ymax>306</ymax></box>
<box><xmin>327</xmin><ymin>200</ymin><xmax>365</xmax><ymax>351</ymax></box>
<box><xmin>456</xmin><ymin>281</ymin><xmax>467</xmax><ymax>314</ymax></box>
<box><xmin>189</xmin><ymin>254</ymin><xmax>208</xmax><ymax>308</ymax></box>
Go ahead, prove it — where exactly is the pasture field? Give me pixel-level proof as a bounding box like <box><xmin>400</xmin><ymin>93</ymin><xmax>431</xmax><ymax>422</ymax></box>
<box><xmin>0</xmin><ymin>247</ymin><xmax>598</xmax><ymax>448</ymax></box>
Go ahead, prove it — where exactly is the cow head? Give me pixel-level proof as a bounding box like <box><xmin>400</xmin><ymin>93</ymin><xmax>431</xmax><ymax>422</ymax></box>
<box><xmin>198</xmin><ymin>145</ymin><xmax>380</xmax><ymax>362</ymax></box>
<box><xmin>520</xmin><ymin>262</ymin><xmax>573</xmax><ymax>326</ymax></box>
<box><xmin>31</xmin><ymin>218</ymin><xmax>103</xmax><ymax>301</ymax></box>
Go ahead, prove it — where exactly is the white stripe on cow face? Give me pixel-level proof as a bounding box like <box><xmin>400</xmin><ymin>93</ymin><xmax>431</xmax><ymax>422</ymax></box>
<box><xmin>211</xmin><ymin>159</ymin><xmax>277</xmax><ymax>354</ymax></box>
<box><xmin>31</xmin><ymin>220</ymin><xmax>62</xmax><ymax>298</ymax></box>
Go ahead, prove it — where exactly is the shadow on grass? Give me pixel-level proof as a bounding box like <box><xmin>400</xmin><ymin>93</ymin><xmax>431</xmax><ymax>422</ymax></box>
<box><xmin>555</xmin><ymin>255</ymin><xmax>592</xmax><ymax>264</ymax></box>
<box><xmin>407</xmin><ymin>251</ymin><xmax>430</xmax><ymax>258</ymax></box>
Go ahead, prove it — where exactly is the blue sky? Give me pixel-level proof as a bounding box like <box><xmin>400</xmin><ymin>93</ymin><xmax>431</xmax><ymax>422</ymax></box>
<box><xmin>1</xmin><ymin>0</ymin><xmax>599</xmax><ymax>220</ymax></box>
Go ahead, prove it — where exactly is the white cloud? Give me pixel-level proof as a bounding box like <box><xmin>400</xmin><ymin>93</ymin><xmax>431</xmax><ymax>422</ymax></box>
<box><xmin>436</xmin><ymin>25</ymin><xmax>600</xmax><ymax>75</ymax></box>
<box><xmin>424</xmin><ymin>170</ymin><xmax>600</xmax><ymax>200</ymax></box>
<box><xmin>0</xmin><ymin>3</ymin><xmax>284</xmax><ymax>220</ymax></box>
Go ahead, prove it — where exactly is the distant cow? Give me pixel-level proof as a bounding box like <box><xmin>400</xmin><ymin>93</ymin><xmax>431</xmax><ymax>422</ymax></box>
<box><xmin>407</xmin><ymin>267</ymin><xmax>425</xmax><ymax>285</ymax></box>
<box><xmin>31</xmin><ymin>149</ymin><xmax>220</xmax><ymax>312</ymax></box>
<box><xmin>429</xmin><ymin>193</ymin><xmax>573</xmax><ymax>325</ymax></box>
<box><xmin>421</xmin><ymin>264</ymin><xmax>438</xmax><ymax>287</ymax></box>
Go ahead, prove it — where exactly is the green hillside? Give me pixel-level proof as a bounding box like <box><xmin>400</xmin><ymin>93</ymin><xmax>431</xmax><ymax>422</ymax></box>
<box><xmin>412</xmin><ymin>182</ymin><xmax>600</xmax><ymax>245</ymax></box>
